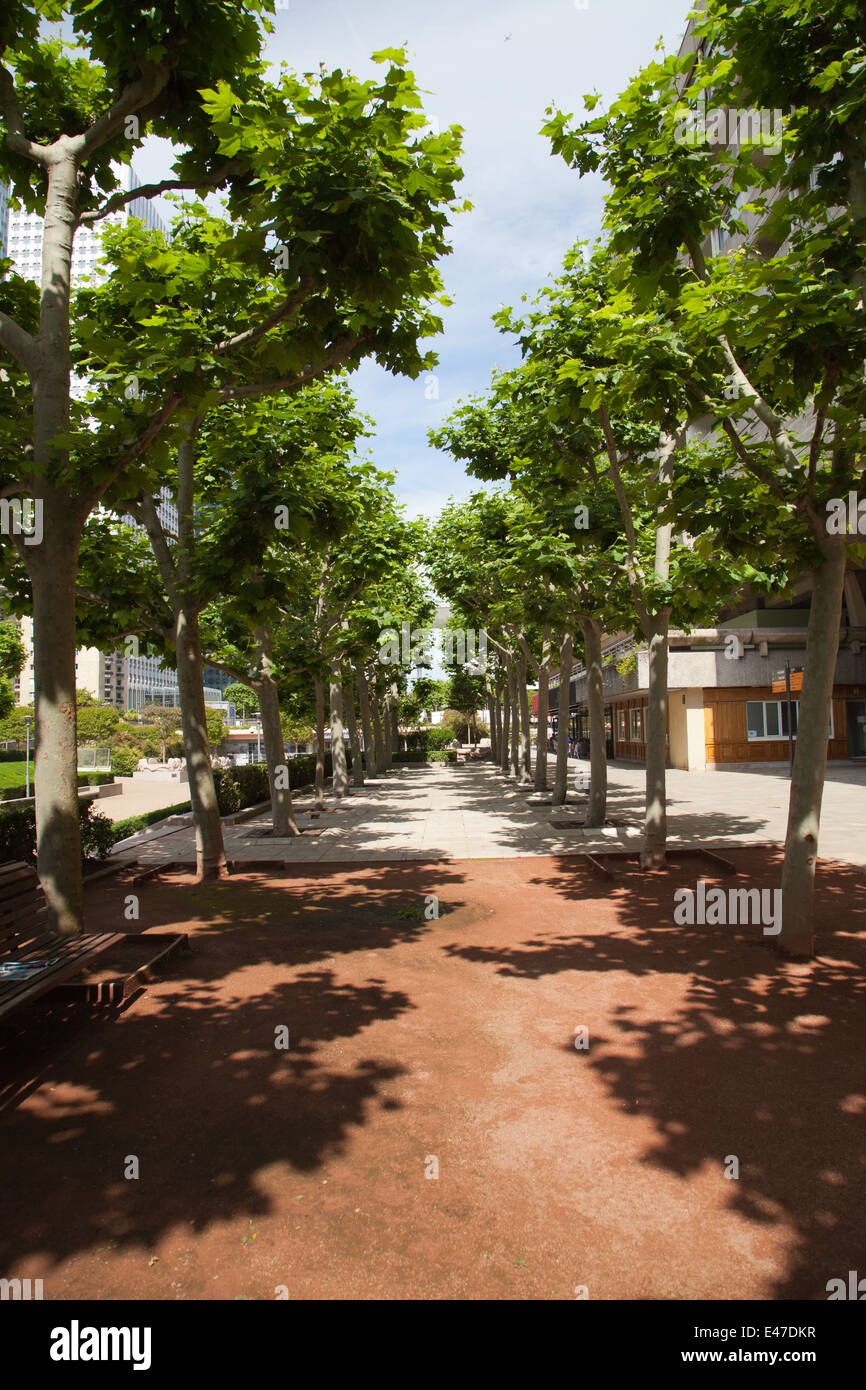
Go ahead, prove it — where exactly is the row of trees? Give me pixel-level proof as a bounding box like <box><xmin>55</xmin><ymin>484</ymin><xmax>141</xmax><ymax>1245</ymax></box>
<box><xmin>0</xmin><ymin>2</ymin><xmax>465</xmax><ymax>933</ymax></box>
<box><xmin>429</xmin><ymin>0</ymin><xmax>866</xmax><ymax>958</ymax></box>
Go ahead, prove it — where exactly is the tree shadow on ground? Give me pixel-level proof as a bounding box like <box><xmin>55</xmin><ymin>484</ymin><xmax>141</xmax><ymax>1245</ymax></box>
<box><xmin>442</xmin><ymin>848</ymin><xmax>866</xmax><ymax>1300</ymax></box>
<box><xmin>0</xmin><ymin>862</ymin><xmax>469</xmax><ymax>1276</ymax></box>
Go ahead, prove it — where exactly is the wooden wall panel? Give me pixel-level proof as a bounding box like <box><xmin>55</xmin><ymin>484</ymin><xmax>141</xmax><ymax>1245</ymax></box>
<box><xmin>704</xmin><ymin>686</ymin><xmax>853</xmax><ymax>763</ymax></box>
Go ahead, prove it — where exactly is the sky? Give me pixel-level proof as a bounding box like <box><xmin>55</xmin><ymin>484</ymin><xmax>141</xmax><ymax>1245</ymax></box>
<box><xmin>137</xmin><ymin>0</ymin><xmax>693</xmax><ymax>521</ymax></box>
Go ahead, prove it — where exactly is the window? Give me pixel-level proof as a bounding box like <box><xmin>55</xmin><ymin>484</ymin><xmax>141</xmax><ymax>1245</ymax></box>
<box><xmin>616</xmin><ymin>708</ymin><xmax>627</xmax><ymax>743</ymax></box>
<box><xmin>629</xmin><ymin>707</ymin><xmax>643</xmax><ymax>741</ymax></box>
<box><xmin>746</xmin><ymin>700</ymin><xmax>833</xmax><ymax>741</ymax></box>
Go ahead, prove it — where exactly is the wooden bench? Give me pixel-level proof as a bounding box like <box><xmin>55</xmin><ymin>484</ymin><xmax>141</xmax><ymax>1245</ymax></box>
<box><xmin>0</xmin><ymin>862</ymin><xmax>185</xmax><ymax>1019</ymax></box>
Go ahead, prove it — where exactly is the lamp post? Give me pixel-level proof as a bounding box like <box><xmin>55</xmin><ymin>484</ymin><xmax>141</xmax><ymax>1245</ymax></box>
<box><xmin>24</xmin><ymin>717</ymin><xmax>32</xmax><ymax>798</ymax></box>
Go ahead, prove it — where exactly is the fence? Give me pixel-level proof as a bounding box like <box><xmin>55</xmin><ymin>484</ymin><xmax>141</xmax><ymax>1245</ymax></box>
<box><xmin>77</xmin><ymin>745</ymin><xmax>111</xmax><ymax>771</ymax></box>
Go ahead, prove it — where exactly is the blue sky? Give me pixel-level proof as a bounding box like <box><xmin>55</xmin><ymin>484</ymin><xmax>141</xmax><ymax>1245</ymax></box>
<box><xmin>140</xmin><ymin>0</ymin><xmax>693</xmax><ymax>519</ymax></box>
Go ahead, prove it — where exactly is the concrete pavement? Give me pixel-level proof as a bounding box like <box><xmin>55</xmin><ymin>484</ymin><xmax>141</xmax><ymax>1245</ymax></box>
<box><xmin>111</xmin><ymin>757</ymin><xmax>866</xmax><ymax>871</ymax></box>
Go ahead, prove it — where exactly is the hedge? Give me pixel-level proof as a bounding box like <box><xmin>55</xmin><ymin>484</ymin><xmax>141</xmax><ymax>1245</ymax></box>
<box><xmin>0</xmin><ymin>754</ymin><xmax>340</xmax><ymax>867</ymax></box>
<box><xmin>0</xmin><ymin>749</ymin><xmax>29</xmax><ymax>762</ymax></box>
<box><xmin>110</xmin><ymin>800</ymin><xmax>193</xmax><ymax>844</ymax></box>
<box><xmin>392</xmin><ymin>750</ymin><xmax>429</xmax><ymax>764</ymax></box>
<box><xmin>0</xmin><ymin>799</ymin><xmax>117</xmax><ymax>866</ymax></box>
<box><xmin>211</xmin><ymin>754</ymin><xmax>334</xmax><ymax>815</ymax></box>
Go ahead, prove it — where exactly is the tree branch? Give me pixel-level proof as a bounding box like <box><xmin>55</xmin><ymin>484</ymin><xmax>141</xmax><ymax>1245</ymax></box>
<box><xmin>79</xmin><ymin>162</ymin><xmax>242</xmax><ymax>225</ymax></box>
<box><xmin>214</xmin><ymin>277</ymin><xmax>316</xmax><ymax>357</ymax></box>
<box><xmin>74</xmin><ymin>63</ymin><xmax>173</xmax><ymax>157</ymax></box>
<box><xmin>0</xmin><ymin>61</ymin><xmax>49</xmax><ymax>165</ymax></box>
<box><xmin>0</xmin><ymin>309</ymin><xmax>39</xmax><ymax>374</ymax></box>
<box><xmin>217</xmin><ymin>336</ymin><xmax>364</xmax><ymax>402</ymax></box>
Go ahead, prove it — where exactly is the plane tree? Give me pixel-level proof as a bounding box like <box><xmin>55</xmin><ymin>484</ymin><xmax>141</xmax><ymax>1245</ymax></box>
<box><xmin>0</xmin><ymin>2</ymin><xmax>464</xmax><ymax>930</ymax></box>
<box><xmin>543</xmin><ymin>0</ymin><xmax>866</xmax><ymax>947</ymax></box>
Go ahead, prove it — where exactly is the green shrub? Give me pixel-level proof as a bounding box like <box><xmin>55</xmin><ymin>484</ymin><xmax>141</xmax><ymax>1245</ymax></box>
<box><xmin>0</xmin><ymin>799</ymin><xmax>119</xmax><ymax>866</ymax></box>
<box><xmin>392</xmin><ymin>750</ymin><xmax>428</xmax><ymax>764</ymax></box>
<box><xmin>0</xmin><ymin>749</ymin><xmax>28</xmax><ymax>762</ymax></box>
<box><xmin>212</xmin><ymin>767</ymin><xmax>242</xmax><ymax>816</ymax></box>
<box><xmin>0</xmin><ymin>803</ymin><xmax>36</xmax><ymax>864</ymax></box>
<box><xmin>233</xmin><ymin>762</ymin><xmax>269</xmax><ymax>807</ymax></box>
<box><xmin>80</xmin><ymin>803</ymin><xmax>117</xmax><ymax>861</ymax></box>
<box><xmin>422</xmin><ymin>725</ymin><xmax>456</xmax><ymax>752</ymax></box>
<box><xmin>111</xmin><ymin>748</ymin><xmax>138</xmax><ymax>777</ymax></box>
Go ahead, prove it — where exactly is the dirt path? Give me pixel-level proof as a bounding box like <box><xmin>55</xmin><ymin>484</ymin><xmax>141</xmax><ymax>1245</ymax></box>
<box><xmin>0</xmin><ymin>849</ymin><xmax>863</xmax><ymax>1300</ymax></box>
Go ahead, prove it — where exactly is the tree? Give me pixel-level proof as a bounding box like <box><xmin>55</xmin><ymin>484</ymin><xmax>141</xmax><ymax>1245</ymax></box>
<box><xmin>224</xmin><ymin>683</ymin><xmax>259</xmax><ymax>721</ymax></box>
<box><xmin>544</xmin><ymin>0</ymin><xmax>866</xmax><ymax>949</ymax></box>
<box><xmin>0</xmin><ymin>9</ymin><xmax>464</xmax><ymax>930</ymax></box>
<box><xmin>140</xmin><ymin>704</ymin><xmax>183</xmax><ymax>762</ymax></box>
<box><xmin>76</xmin><ymin>695</ymin><xmax>122</xmax><ymax>744</ymax></box>
<box><xmin>0</xmin><ymin>618</ymin><xmax>25</xmax><ymax>722</ymax></box>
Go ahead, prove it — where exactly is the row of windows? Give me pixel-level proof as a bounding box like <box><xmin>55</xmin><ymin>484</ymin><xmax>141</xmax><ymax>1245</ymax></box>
<box><xmin>611</xmin><ymin>699</ymin><xmax>833</xmax><ymax>746</ymax></box>
<box><xmin>746</xmin><ymin>700</ymin><xmax>833</xmax><ymax>742</ymax></box>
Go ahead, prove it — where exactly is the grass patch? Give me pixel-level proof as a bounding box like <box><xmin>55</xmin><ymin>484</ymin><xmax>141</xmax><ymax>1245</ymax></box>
<box><xmin>396</xmin><ymin>899</ymin><xmax>451</xmax><ymax>921</ymax></box>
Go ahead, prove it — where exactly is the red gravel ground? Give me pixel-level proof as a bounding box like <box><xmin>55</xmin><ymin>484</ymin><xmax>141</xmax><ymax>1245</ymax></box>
<box><xmin>0</xmin><ymin>848</ymin><xmax>864</xmax><ymax>1301</ymax></box>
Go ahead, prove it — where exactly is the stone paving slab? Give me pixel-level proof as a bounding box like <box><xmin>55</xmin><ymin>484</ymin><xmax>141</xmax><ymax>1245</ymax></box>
<box><xmin>110</xmin><ymin>757</ymin><xmax>866</xmax><ymax>872</ymax></box>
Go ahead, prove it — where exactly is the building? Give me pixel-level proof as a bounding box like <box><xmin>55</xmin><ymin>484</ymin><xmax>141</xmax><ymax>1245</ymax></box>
<box><xmin>551</xmin><ymin>604</ymin><xmax>866</xmax><ymax>771</ymax></box>
<box><xmin>549</xmin><ymin>9</ymin><xmax>866</xmax><ymax>772</ymax></box>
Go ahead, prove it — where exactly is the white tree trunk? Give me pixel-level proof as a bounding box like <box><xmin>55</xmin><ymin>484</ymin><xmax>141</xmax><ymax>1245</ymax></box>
<box><xmin>329</xmin><ymin>669</ymin><xmax>349</xmax><ymax>798</ymax></box>
<box><xmin>356</xmin><ymin>668</ymin><xmax>375</xmax><ymax>778</ymax></box>
<box><xmin>314</xmin><ymin>675</ymin><xmax>326</xmax><ymax>809</ymax></box>
<box><xmin>175</xmin><ymin>605</ymin><xmax>227</xmax><ymax>879</ymax></box>
<box><xmin>534</xmin><ymin>662</ymin><xmax>549</xmax><ymax>792</ymax></box>
<box><xmin>582</xmin><ymin>616</ymin><xmax>607</xmax><ymax>827</ymax></box>
<box><xmin>641</xmin><ymin>615</ymin><xmax>670</xmax><ymax>868</ymax></box>
<box><xmin>30</xmin><ymin>500</ymin><xmax>85</xmax><ymax>934</ymax></box>
<box><xmin>253</xmin><ymin>629</ymin><xmax>299</xmax><ymax>837</ymax></box>
<box><xmin>780</xmin><ymin>536</ymin><xmax>848</xmax><ymax>956</ymax></box>
<box><xmin>553</xmin><ymin>632</ymin><xmax>573</xmax><ymax>807</ymax></box>
<box><xmin>344</xmin><ymin>678</ymin><xmax>364</xmax><ymax>788</ymax></box>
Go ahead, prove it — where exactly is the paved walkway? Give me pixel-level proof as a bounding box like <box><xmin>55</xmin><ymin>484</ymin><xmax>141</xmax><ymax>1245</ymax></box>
<box><xmin>96</xmin><ymin>777</ymin><xmax>191</xmax><ymax>822</ymax></box>
<box><xmin>113</xmin><ymin>757</ymin><xmax>866</xmax><ymax>871</ymax></box>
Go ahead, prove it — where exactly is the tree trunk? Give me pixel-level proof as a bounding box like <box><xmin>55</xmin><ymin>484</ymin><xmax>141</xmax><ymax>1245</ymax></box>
<box><xmin>518</xmin><ymin>652</ymin><xmax>532</xmax><ymax>784</ymax></box>
<box><xmin>507</xmin><ymin>656</ymin><xmax>520</xmax><ymax>778</ymax></box>
<box><xmin>534</xmin><ymin>662</ymin><xmax>549</xmax><ymax>792</ymax></box>
<box><xmin>500</xmin><ymin>682</ymin><xmax>510</xmax><ymax>774</ymax></box>
<box><xmin>314</xmin><ymin>675</ymin><xmax>326</xmax><ymax>809</ymax></box>
<box><xmin>356</xmin><ymin>668</ymin><xmax>376</xmax><ymax>778</ymax></box>
<box><xmin>582</xmin><ymin>616</ymin><xmax>607</xmax><ymax>827</ymax></box>
<box><xmin>779</xmin><ymin>536</ymin><xmax>848</xmax><ymax>956</ymax></box>
<box><xmin>175</xmin><ymin>605</ymin><xmax>228</xmax><ymax>879</ymax></box>
<box><xmin>371</xmin><ymin>679</ymin><xmax>386</xmax><ymax>775</ymax></box>
<box><xmin>390</xmin><ymin>684</ymin><xmax>400</xmax><ymax>757</ymax></box>
<box><xmin>26</xmin><ymin>154</ymin><xmax>83</xmax><ymax>934</ymax></box>
<box><xmin>553</xmin><ymin>631</ymin><xmax>573</xmax><ymax>807</ymax></box>
<box><xmin>253</xmin><ymin>630</ymin><xmax>299</xmax><ymax>836</ymax></box>
<box><xmin>329</xmin><ymin>669</ymin><xmax>349</xmax><ymax>798</ymax></box>
<box><xmin>29</xmin><ymin>503</ymin><xmax>84</xmax><ymax>935</ymax></box>
<box><xmin>382</xmin><ymin>689</ymin><xmax>393</xmax><ymax>766</ymax></box>
<box><xmin>489</xmin><ymin>688</ymin><xmax>499</xmax><ymax>763</ymax></box>
<box><xmin>641</xmin><ymin>614</ymin><xmax>670</xmax><ymax>868</ymax></box>
<box><xmin>344</xmin><ymin>678</ymin><xmax>364</xmax><ymax>788</ymax></box>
